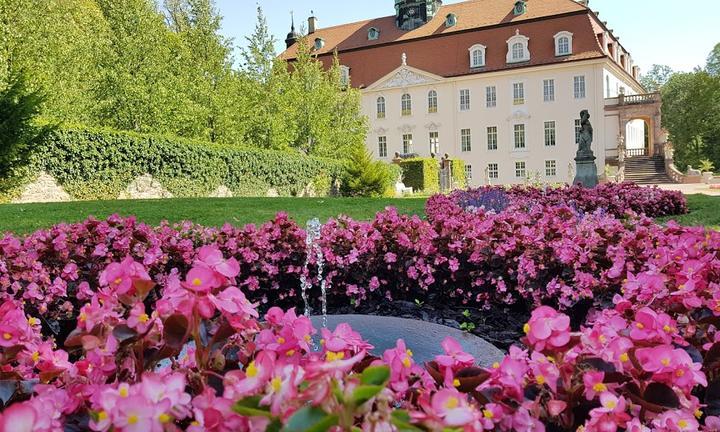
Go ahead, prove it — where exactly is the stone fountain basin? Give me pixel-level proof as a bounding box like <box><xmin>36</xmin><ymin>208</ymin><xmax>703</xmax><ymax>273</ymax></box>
<box><xmin>310</xmin><ymin>314</ymin><xmax>504</xmax><ymax>366</ymax></box>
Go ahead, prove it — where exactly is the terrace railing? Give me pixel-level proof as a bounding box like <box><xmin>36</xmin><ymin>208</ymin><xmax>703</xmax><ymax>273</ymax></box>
<box><xmin>626</xmin><ymin>147</ymin><xmax>649</xmax><ymax>157</ymax></box>
<box><xmin>617</xmin><ymin>92</ymin><xmax>660</xmax><ymax>106</ymax></box>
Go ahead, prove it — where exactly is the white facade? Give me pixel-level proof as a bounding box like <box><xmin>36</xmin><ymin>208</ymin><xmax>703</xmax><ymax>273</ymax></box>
<box><xmin>362</xmin><ymin>58</ymin><xmax>643</xmax><ymax>186</ymax></box>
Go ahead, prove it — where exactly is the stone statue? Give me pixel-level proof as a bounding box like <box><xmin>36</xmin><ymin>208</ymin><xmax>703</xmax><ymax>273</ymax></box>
<box><xmin>572</xmin><ymin>110</ymin><xmax>598</xmax><ymax>187</ymax></box>
<box><xmin>617</xmin><ymin>135</ymin><xmax>626</xmax><ymax>164</ymax></box>
<box><xmin>568</xmin><ymin>162</ymin><xmax>575</xmax><ymax>181</ymax></box>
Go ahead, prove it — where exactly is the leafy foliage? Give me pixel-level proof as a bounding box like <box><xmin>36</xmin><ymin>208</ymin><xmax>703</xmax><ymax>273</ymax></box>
<box><xmin>341</xmin><ymin>145</ymin><xmax>394</xmax><ymax>197</ymax></box>
<box><xmin>639</xmin><ymin>64</ymin><xmax>673</xmax><ymax>92</ymax></box>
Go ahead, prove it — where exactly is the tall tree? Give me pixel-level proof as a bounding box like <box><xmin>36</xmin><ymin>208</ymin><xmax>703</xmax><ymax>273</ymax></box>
<box><xmin>240</xmin><ymin>6</ymin><xmax>276</xmax><ymax>83</ymax></box>
<box><xmin>640</xmin><ymin>64</ymin><xmax>674</xmax><ymax>92</ymax></box>
<box><xmin>0</xmin><ymin>72</ymin><xmax>53</xmax><ymax>178</ymax></box>
<box><xmin>707</xmin><ymin>42</ymin><xmax>720</xmax><ymax>76</ymax></box>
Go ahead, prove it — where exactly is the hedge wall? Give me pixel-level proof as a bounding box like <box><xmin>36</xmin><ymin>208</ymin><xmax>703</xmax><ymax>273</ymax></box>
<box><xmin>397</xmin><ymin>157</ymin><xmax>466</xmax><ymax>193</ymax></box>
<box><xmin>19</xmin><ymin>127</ymin><xmax>344</xmax><ymax>200</ymax></box>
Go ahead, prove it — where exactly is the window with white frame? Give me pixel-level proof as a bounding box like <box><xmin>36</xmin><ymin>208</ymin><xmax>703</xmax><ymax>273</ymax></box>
<box><xmin>515</xmin><ymin>161</ymin><xmax>527</xmax><ymax>178</ymax></box>
<box><xmin>506</xmin><ymin>31</ymin><xmax>530</xmax><ymax>63</ymax></box>
<box><xmin>401</xmin><ymin>93</ymin><xmax>412</xmax><ymax>116</ymax></box>
<box><xmin>545</xmin><ymin>160</ymin><xmax>557</xmax><ymax>176</ymax></box>
<box><xmin>459</xmin><ymin>89</ymin><xmax>470</xmax><ymax>111</ymax></box>
<box><xmin>339</xmin><ymin>66</ymin><xmax>350</xmax><ymax>87</ymax></box>
<box><xmin>513</xmin><ymin>82</ymin><xmax>525</xmax><ymax>105</ymax></box>
<box><xmin>544</xmin><ymin>121</ymin><xmax>556</xmax><ymax>147</ymax></box>
<box><xmin>314</xmin><ymin>38</ymin><xmax>325</xmax><ymax>50</ymax></box>
<box><xmin>513</xmin><ymin>124</ymin><xmax>526</xmax><ymax>149</ymax></box>
<box><xmin>469</xmin><ymin>44</ymin><xmax>486</xmax><ymax>68</ymax></box>
<box><xmin>488</xmin><ymin>163</ymin><xmax>499</xmax><ymax>179</ymax></box>
<box><xmin>378</xmin><ymin>136</ymin><xmax>387</xmax><ymax>158</ymax></box>
<box><xmin>487</xmin><ymin>126</ymin><xmax>498</xmax><ymax>150</ymax></box>
<box><xmin>554</xmin><ymin>31</ymin><xmax>573</xmax><ymax>56</ymax></box>
<box><xmin>429</xmin><ymin>131</ymin><xmax>439</xmax><ymax>154</ymax></box>
<box><xmin>368</xmin><ymin>27</ymin><xmax>380</xmax><ymax>40</ymax></box>
<box><xmin>461</xmin><ymin>128</ymin><xmax>472</xmax><ymax>152</ymax></box>
<box><xmin>464</xmin><ymin>164</ymin><xmax>472</xmax><ymax>180</ymax></box>
<box><xmin>543</xmin><ymin>79</ymin><xmax>555</xmax><ymax>102</ymax></box>
<box><xmin>486</xmin><ymin>86</ymin><xmax>496</xmax><ymax>108</ymax></box>
<box><xmin>427</xmin><ymin>90</ymin><xmax>438</xmax><ymax>113</ymax></box>
<box><xmin>574</xmin><ymin>76</ymin><xmax>586</xmax><ymax>99</ymax></box>
<box><xmin>402</xmin><ymin>134</ymin><xmax>413</xmax><ymax>154</ymax></box>
<box><xmin>376</xmin><ymin>97</ymin><xmax>386</xmax><ymax>119</ymax></box>
<box><xmin>574</xmin><ymin>119</ymin><xmax>582</xmax><ymax>144</ymax></box>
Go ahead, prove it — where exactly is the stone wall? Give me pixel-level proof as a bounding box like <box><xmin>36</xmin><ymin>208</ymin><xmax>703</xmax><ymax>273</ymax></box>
<box><xmin>12</xmin><ymin>172</ymin><xmax>71</xmax><ymax>203</ymax></box>
<box><xmin>118</xmin><ymin>174</ymin><xmax>173</xmax><ymax>200</ymax></box>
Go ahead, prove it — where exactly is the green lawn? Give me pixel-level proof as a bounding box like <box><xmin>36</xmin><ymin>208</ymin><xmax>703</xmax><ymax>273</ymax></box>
<box><xmin>658</xmin><ymin>194</ymin><xmax>720</xmax><ymax>229</ymax></box>
<box><xmin>0</xmin><ymin>197</ymin><xmax>428</xmax><ymax>235</ymax></box>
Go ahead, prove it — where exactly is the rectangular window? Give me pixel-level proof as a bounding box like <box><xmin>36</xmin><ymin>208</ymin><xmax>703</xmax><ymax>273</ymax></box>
<box><xmin>488</xmin><ymin>163</ymin><xmax>499</xmax><ymax>179</ymax></box>
<box><xmin>461</xmin><ymin>128</ymin><xmax>472</xmax><ymax>152</ymax></box>
<box><xmin>543</xmin><ymin>79</ymin><xmax>555</xmax><ymax>102</ymax></box>
<box><xmin>429</xmin><ymin>131</ymin><xmax>439</xmax><ymax>155</ymax></box>
<box><xmin>378</xmin><ymin>136</ymin><xmax>387</xmax><ymax>158</ymax></box>
<box><xmin>486</xmin><ymin>86</ymin><xmax>496</xmax><ymax>108</ymax></box>
<box><xmin>464</xmin><ymin>164</ymin><xmax>472</xmax><ymax>180</ymax></box>
<box><xmin>545</xmin><ymin>160</ymin><xmax>557</xmax><ymax>177</ymax></box>
<box><xmin>513</xmin><ymin>82</ymin><xmax>525</xmax><ymax>105</ymax></box>
<box><xmin>544</xmin><ymin>121</ymin><xmax>556</xmax><ymax>147</ymax></box>
<box><xmin>575</xmin><ymin>119</ymin><xmax>582</xmax><ymax>144</ymax></box>
<box><xmin>428</xmin><ymin>91</ymin><xmax>438</xmax><ymax>113</ymax></box>
<box><xmin>486</xmin><ymin>126</ymin><xmax>498</xmax><ymax>150</ymax></box>
<box><xmin>513</xmin><ymin>124</ymin><xmax>526</xmax><ymax>149</ymax></box>
<box><xmin>515</xmin><ymin>161</ymin><xmax>527</xmax><ymax>178</ymax></box>
<box><xmin>574</xmin><ymin>76</ymin><xmax>586</xmax><ymax>99</ymax></box>
<box><xmin>460</xmin><ymin>89</ymin><xmax>470</xmax><ymax>111</ymax></box>
<box><xmin>402</xmin><ymin>134</ymin><xmax>413</xmax><ymax>154</ymax></box>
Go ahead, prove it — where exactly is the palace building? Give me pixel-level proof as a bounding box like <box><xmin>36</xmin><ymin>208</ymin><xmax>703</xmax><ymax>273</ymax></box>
<box><xmin>281</xmin><ymin>0</ymin><xmax>663</xmax><ymax>186</ymax></box>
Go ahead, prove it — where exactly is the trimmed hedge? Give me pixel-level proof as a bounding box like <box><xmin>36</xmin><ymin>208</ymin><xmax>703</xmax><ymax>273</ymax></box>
<box><xmin>397</xmin><ymin>157</ymin><xmax>465</xmax><ymax>193</ymax></box>
<box><xmin>23</xmin><ymin>126</ymin><xmax>344</xmax><ymax>200</ymax></box>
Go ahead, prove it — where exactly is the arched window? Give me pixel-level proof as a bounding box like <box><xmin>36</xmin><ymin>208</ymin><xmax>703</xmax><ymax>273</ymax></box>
<box><xmin>468</xmin><ymin>44</ymin><xmax>486</xmax><ymax>68</ymax></box>
<box><xmin>368</xmin><ymin>27</ymin><xmax>380</xmax><ymax>41</ymax></box>
<box><xmin>554</xmin><ymin>31</ymin><xmax>573</xmax><ymax>56</ymax></box>
<box><xmin>401</xmin><ymin>93</ymin><xmax>412</xmax><ymax>116</ymax></box>
<box><xmin>506</xmin><ymin>30</ymin><xmax>530</xmax><ymax>63</ymax></box>
<box><xmin>427</xmin><ymin>90</ymin><xmax>438</xmax><ymax>113</ymax></box>
<box><xmin>445</xmin><ymin>13</ymin><xmax>457</xmax><ymax>27</ymax></box>
<box><xmin>314</xmin><ymin>38</ymin><xmax>325</xmax><ymax>50</ymax></box>
<box><xmin>376</xmin><ymin>96</ymin><xmax>386</xmax><ymax>119</ymax></box>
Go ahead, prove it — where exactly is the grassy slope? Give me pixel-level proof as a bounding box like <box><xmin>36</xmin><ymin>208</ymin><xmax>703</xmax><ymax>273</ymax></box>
<box><xmin>658</xmin><ymin>194</ymin><xmax>720</xmax><ymax>229</ymax></box>
<box><xmin>0</xmin><ymin>197</ymin><xmax>428</xmax><ymax>235</ymax></box>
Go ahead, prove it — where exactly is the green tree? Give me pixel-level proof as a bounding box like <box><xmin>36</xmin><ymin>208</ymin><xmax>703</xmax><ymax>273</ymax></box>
<box><xmin>240</xmin><ymin>6</ymin><xmax>277</xmax><ymax>84</ymax></box>
<box><xmin>707</xmin><ymin>42</ymin><xmax>720</xmax><ymax>76</ymax></box>
<box><xmin>0</xmin><ymin>72</ymin><xmax>53</xmax><ymax>178</ymax></box>
<box><xmin>640</xmin><ymin>64</ymin><xmax>674</xmax><ymax>92</ymax></box>
<box><xmin>341</xmin><ymin>144</ymin><xmax>393</xmax><ymax>197</ymax></box>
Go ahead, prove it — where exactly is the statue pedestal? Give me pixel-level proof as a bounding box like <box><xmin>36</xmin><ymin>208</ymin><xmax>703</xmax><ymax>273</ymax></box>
<box><xmin>573</xmin><ymin>152</ymin><xmax>598</xmax><ymax>187</ymax></box>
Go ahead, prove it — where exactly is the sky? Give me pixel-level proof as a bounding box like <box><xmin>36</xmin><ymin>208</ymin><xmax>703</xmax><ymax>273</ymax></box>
<box><xmin>216</xmin><ymin>0</ymin><xmax>719</xmax><ymax>73</ymax></box>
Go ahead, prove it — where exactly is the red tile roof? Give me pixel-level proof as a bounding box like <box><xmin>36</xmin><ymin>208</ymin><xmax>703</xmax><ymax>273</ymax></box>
<box><xmin>280</xmin><ymin>0</ymin><xmax>638</xmax><ymax>89</ymax></box>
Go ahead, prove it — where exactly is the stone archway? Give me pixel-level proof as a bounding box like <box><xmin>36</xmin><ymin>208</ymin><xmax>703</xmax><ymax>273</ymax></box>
<box><xmin>613</xmin><ymin>93</ymin><xmax>666</xmax><ymax>157</ymax></box>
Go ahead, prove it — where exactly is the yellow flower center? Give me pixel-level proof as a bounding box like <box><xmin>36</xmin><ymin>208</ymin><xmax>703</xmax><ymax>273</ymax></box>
<box><xmin>127</xmin><ymin>414</ymin><xmax>138</xmax><ymax>425</ymax></box>
<box><xmin>192</xmin><ymin>278</ymin><xmax>202</xmax><ymax>286</ymax></box>
<box><xmin>523</xmin><ymin>323</ymin><xmax>530</xmax><ymax>334</ymax></box>
<box><xmin>663</xmin><ymin>325</ymin><xmax>673</xmax><ymax>333</ymax></box>
<box><xmin>695</xmin><ymin>409</ymin><xmax>703</xmax><ymax>418</ymax></box>
<box><xmin>119</xmin><ymin>386</ymin><xmax>129</xmax><ymax>398</ymax></box>
<box><xmin>97</xmin><ymin>411</ymin><xmax>108</xmax><ymax>421</ymax></box>
<box><xmin>2</xmin><ymin>332</ymin><xmax>11</xmax><ymax>340</ymax></box>
<box><xmin>79</xmin><ymin>312</ymin><xmax>87</xmax><ymax>322</ymax></box>
<box><xmin>536</xmin><ymin>375</ymin><xmax>546</xmax><ymax>385</ymax></box>
<box><xmin>286</xmin><ymin>349</ymin><xmax>296</xmax><ymax>357</ymax></box>
<box><xmin>604</xmin><ymin>400</ymin><xmax>617</xmax><ymax>409</ymax></box>
<box><xmin>271</xmin><ymin>376</ymin><xmax>282</xmax><ymax>392</ymax></box>
<box><xmin>158</xmin><ymin>413</ymin><xmax>171</xmax><ymax>423</ymax></box>
<box><xmin>138</xmin><ymin>313</ymin><xmax>149</xmax><ymax>323</ymax></box>
<box><xmin>246</xmin><ymin>361</ymin><xmax>258</xmax><ymax>378</ymax></box>
<box><xmin>483</xmin><ymin>409</ymin><xmax>494</xmax><ymax>419</ymax></box>
<box><xmin>445</xmin><ymin>397</ymin><xmax>459</xmax><ymax>409</ymax></box>
<box><xmin>31</xmin><ymin>351</ymin><xmax>40</xmax><ymax>362</ymax></box>
<box><xmin>678</xmin><ymin>419</ymin><xmax>689</xmax><ymax>428</ymax></box>
<box><xmin>661</xmin><ymin>358</ymin><xmax>670</xmax><ymax>366</ymax></box>
<box><xmin>406</xmin><ymin>349</ymin><xmax>413</xmax><ymax>357</ymax></box>
<box><xmin>27</xmin><ymin>317</ymin><xmax>39</xmax><ymax>326</ymax></box>
<box><xmin>676</xmin><ymin>369</ymin><xmax>685</xmax><ymax>377</ymax></box>
<box><xmin>325</xmin><ymin>351</ymin><xmax>345</xmax><ymax>362</ymax></box>
<box><xmin>593</xmin><ymin>383</ymin><xmax>607</xmax><ymax>392</ymax></box>
<box><xmin>492</xmin><ymin>362</ymin><xmax>500</xmax><ymax>369</ymax></box>
<box><xmin>277</xmin><ymin>337</ymin><xmax>286</xmax><ymax>344</ymax></box>
<box><xmin>619</xmin><ymin>353</ymin><xmax>629</xmax><ymax>362</ymax></box>
<box><xmin>453</xmin><ymin>379</ymin><xmax>460</xmax><ymax>387</ymax></box>
<box><xmin>319</xmin><ymin>339</ymin><xmax>325</xmax><ymax>345</ymax></box>
<box><xmin>113</xmin><ymin>277</ymin><xmax>122</xmax><ymax>285</ymax></box>
<box><xmin>402</xmin><ymin>357</ymin><xmax>412</xmax><ymax>368</ymax></box>
<box><xmin>599</xmin><ymin>335</ymin><xmax>607</xmax><ymax>343</ymax></box>
<box><xmin>635</xmin><ymin>322</ymin><xmax>644</xmax><ymax>329</ymax></box>
<box><xmin>304</xmin><ymin>334</ymin><xmax>312</xmax><ymax>342</ymax></box>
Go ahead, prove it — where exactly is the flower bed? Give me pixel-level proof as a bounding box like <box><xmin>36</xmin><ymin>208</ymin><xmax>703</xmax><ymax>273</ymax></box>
<box><xmin>427</xmin><ymin>183</ymin><xmax>688</xmax><ymax>220</ymax></box>
<box><xmin>1</xmin><ymin>237</ymin><xmax>720</xmax><ymax>431</ymax></box>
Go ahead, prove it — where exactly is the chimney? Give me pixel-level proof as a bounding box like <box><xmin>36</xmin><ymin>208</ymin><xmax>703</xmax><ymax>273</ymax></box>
<box><xmin>308</xmin><ymin>11</ymin><xmax>318</xmax><ymax>34</ymax></box>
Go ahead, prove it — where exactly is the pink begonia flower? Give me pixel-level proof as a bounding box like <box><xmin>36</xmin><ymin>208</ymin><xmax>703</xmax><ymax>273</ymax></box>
<box><xmin>99</xmin><ymin>256</ymin><xmax>153</xmax><ymax>296</ymax></box>
<box><xmin>0</xmin><ymin>402</ymin><xmax>37</xmax><ymax>432</ymax></box>
<box><xmin>209</xmin><ymin>286</ymin><xmax>259</xmax><ymax>319</ymax></box>
<box><xmin>223</xmin><ymin>351</ymin><xmax>275</xmax><ymax>399</ymax></box>
<box><xmin>635</xmin><ymin>345</ymin><xmax>707</xmax><ymax>389</ymax></box>
<box><xmin>260</xmin><ymin>364</ymin><xmax>306</xmax><ymax>417</ymax></box>
<box><xmin>195</xmin><ymin>245</ymin><xmax>241</xmax><ymax>282</ymax></box>
<box><xmin>182</xmin><ymin>266</ymin><xmax>220</xmax><ymax>293</ymax></box>
<box><xmin>429</xmin><ymin>388</ymin><xmax>478</xmax><ymax>427</ymax></box>
<box><xmin>383</xmin><ymin>339</ymin><xmax>423</xmax><ymax>393</ymax></box>
<box><xmin>651</xmin><ymin>409</ymin><xmax>699</xmax><ymax>432</ymax></box>
<box><xmin>511</xmin><ymin>406</ymin><xmax>545</xmax><ymax>432</ymax></box>
<box><xmin>583</xmin><ymin>371</ymin><xmax>608</xmax><ymax>401</ymax></box>
<box><xmin>529</xmin><ymin>352</ymin><xmax>559</xmax><ymax>393</ymax></box>
<box><xmin>114</xmin><ymin>395</ymin><xmax>160</xmax><ymax>432</ymax></box>
<box><xmin>435</xmin><ymin>337</ymin><xmax>475</xmax><ymax>371</ymax></box>
<box><xmin>629</xmin><ymin>307</ymin><xmax>677</xmax><ymax>343</ymax></box>
<box><xmin>705</xmin><ymin>416</ymin><xmax>720</xmax><ymax>432</ymax></box>
<box><xmin>320</xmin><ymin>323</ymin><xmax>373</xmax><ymax>355</ymax></box>
<box><xmin>126</xmin><ymin>302</ymin><xmax>153</xmax><ymax>334</ymax></box>
<box><xmin>523</xmin><ymin>306</ymin><xmax>571</xmax><ymax>351</ymax></box>
<box><xmin>584</xmin><ymin>392</ymin><xmax>631</xmax><ymax>432</ymax></box>
<box><xmin>189</xmin><ymin>388</ymin><xmax>247</xmax><ymax>432</ymax></box>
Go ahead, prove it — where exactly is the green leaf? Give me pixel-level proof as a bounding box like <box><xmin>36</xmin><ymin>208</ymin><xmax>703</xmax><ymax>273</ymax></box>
<box><xmin>360</xmin><ymin>365</ymin><xmax>390</xmax><ymax>386</ymax></box>
<box><xmin>233</xmin><ymin>396</ymin><xmax>273</xmax><ymax>418</ymax></box>
<box><xmin>351</xmin><ymin>385</ymin><xmax>384</xmax><ymax>405</ymax></box>
<box><xmin>391</xmin><ymin>410</ymin><xmax>424</xmax><ymax>432</ymax></box>
<box><xmin>281</xmin><ymin>406</ymin><xmax>338</xmax><ymax>432</ymax></box>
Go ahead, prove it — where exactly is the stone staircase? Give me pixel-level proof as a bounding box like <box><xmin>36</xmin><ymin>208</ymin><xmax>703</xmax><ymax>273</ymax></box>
<box><xmin>624</xmin><ymin>156</ymin><xmax>675</xmax><ymax>184</ymax></box>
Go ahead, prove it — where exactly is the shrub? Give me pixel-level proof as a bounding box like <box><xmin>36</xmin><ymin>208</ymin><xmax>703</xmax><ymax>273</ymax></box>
<box><xmin>398</xmin><ymin>157</ymin><xmax>440</xmax><ymax>193</ymax></box>
<box><xmin>18</xmin><ymin>126</ymin><xmax>343</xmax><ymax>200</ymax></box>
<box><xmin>341</xmin><ymin>144</ymin><xmax>394</xmax><ymax>197</ymax></box>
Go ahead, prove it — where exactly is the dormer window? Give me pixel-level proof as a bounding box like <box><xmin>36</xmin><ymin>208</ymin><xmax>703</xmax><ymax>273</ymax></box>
<box><xmin>368</xmin><ymin>27</ymin><xmax>380</xmax><ymax>41</ymax></box>
<box><xmin>314</xmin><ymin>38</ymin><xmax>325</xmax><ymax>50</ymax></box>
<box><xmin>468</xmin><ymin>44</ymin><xmax>486</xmax><ymax>68</ymax></box>
<box><xmin>506</xmin><ymin>30</ymin><xmax>530</xmax><ymax>63</ymax></box>
<box><xmin>513</xmin><ymin>0</ymin><xmax>527</xmax><ymax>16</ymax></box>
<box><xmin>445</xmin><ymin>13</ymin><xmax>457</xmax><ymax>27</ymax></box>
<box><xmin>554</xmin><ymin>31</ymin><xmax>573</xmax><ymax>56</ymax></box>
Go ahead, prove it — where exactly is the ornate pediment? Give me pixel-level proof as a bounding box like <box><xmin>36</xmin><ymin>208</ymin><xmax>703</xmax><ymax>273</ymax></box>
<box><xmin>397</xmin><ymin>124</ymin><xmax>416</xmax><ymax>133</ymax></box>
<box><xmin>507</xmin><ymin>108</ymin><xmax>531</xmax><ymax>122</ymax></box>
<box><xmin>425</xmin><ymin>122</ymin><xmax>442</xmax><ymax>130</ymax></box>
<box><xmin>372</xmin><ymin>66</ymin><xmax>441</xmax><ymax>90</ymax></box>
<box><xmin>373</xmin><ymin>127</ymin><xmax>389</xmax><ymax>134</ymax></box>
